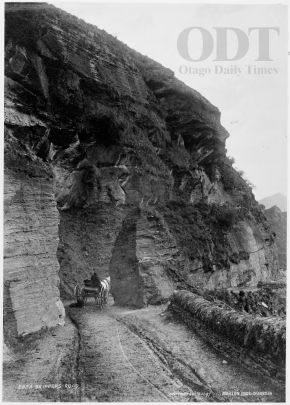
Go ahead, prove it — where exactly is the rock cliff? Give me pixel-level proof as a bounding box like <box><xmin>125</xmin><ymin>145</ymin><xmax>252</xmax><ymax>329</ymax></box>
<box><xmin>263</xmin><ymin>206</ymin><xmax>287</xmax><ymax>270</ymax></box>
<box><xmin>4</xmin><ymin>123</ymin><xmax>65</xmax><ymax>339</ymax></box>
<box><xmin>5</xmin><ymin>1</ymin><xmax>280</xmax><ymax>323</ymax></box>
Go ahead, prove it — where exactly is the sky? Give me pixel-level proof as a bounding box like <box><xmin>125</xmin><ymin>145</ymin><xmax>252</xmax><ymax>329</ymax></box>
<box><xmin>50</xmin><ymin>0</ymin><xmax>288</xmax><ymax>201</ymax></box>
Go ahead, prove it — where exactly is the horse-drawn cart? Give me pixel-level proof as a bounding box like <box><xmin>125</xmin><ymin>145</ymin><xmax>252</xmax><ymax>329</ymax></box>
<box><xmin>74</xmin><ymin>277</ymin><xmax>110</xmax><ymax>307</ymax></box>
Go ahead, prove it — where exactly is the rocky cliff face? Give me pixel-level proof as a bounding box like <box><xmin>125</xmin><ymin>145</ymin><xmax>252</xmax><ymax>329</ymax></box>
<box><xmin>263</xmin><ymin>206</ymin><xmax>287</xmax><ymax>270</ymax></box>
<box><xmin>5</xmin><ymin>2</ymin><xmax>280</xmax><ymax>317</ymax></box>
<box><xmin>4</xmin><ymin>124</ymin><xmax>65</xmax><ymax>339</ymax></box>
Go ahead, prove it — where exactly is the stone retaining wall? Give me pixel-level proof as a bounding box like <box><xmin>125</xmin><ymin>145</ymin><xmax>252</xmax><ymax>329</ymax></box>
<box><xmin>170</xmin><ymin>290</ymin><xmax>285</xmax><ymax>378</ymax></box>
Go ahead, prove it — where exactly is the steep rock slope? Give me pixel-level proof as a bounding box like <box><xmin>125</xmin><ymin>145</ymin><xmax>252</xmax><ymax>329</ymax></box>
<box><xmin>263</xmin><ymin>206</ymin><xmax>287</xmax><ymax>270</ymax></box>
<box><xmin>5</xmin><ymin>2</ymin><xmax>280</xmax><ymax>311</ymax></box>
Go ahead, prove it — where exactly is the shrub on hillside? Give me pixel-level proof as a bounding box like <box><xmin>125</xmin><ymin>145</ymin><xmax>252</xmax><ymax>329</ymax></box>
<box><xmin>216</xmin><ymin>204</ymin><xmax>237</xmax><ymax>229</ymax></box>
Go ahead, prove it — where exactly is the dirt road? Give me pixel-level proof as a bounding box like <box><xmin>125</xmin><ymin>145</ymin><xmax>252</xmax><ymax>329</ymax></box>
<box><xmin>3</xmin><ymin>297</ymin><xmax>285</xmax><ymax>402</ymax></box>
<box><xmin>69</xmin><ymin>297</ymin><xmax>284</xmax><ymax>402</ymax></box>
<box><xmin>71</xmin><ymin>306</ymin><xmax>196</xmax><ymax>402</ymax></box>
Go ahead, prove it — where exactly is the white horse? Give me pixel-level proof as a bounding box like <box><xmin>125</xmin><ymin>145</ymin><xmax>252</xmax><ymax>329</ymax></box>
<box><xmin>100</xmin><ymin>276</ymin><xmax>111</xmax><ymax>305</ymax></box>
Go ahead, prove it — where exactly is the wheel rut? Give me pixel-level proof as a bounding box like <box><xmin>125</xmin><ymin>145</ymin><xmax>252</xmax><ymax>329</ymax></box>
<box><xmin>67</xmin><ymin>301</ymin><xmax>285</xmax><ymax>402</ymax></box>
<box><xmin>67</xmin><ymin>309</ymin><xmax>83</xmax><ymax>402</ymax></box>
<box><xmin>3</xmin><ymin>301</ymin><xmax>285</xmax><ymax>402</ymax></box>
<box><xmin>68</xmin><ymin>304</ymin><xmax>206</xmax><ymax>402</ymax></box>
<box><xmin>112</xmin><ymin>314</ymin><xmax>222</xmax><ymax>402</ymax></box>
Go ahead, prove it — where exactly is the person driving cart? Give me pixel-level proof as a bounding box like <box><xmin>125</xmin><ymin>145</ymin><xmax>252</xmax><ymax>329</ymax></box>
<box><xmin>91</xmin><ymin>272</ymin><xmax>101</xmax><ymax>289</ymax></box>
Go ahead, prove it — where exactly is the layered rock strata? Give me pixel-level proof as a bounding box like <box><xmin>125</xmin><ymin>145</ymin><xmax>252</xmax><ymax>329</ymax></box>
<box><xmin>5</xmin><ymin>2</ymin><xmax>281</xmax><ymax>314</ymax></box>
<box><xmin>110</xmin><ymin>208</ymin><xmax>176</xmax><ymax>307</ymax></box>
<box><xmin>4</xmin><ymin>126</ymin><xmax>65</xmax><ymax>338</ymax></box>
